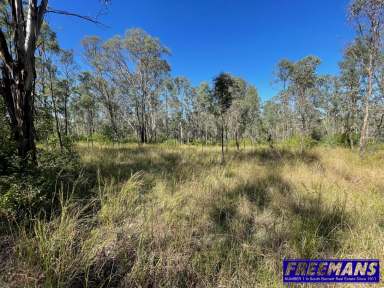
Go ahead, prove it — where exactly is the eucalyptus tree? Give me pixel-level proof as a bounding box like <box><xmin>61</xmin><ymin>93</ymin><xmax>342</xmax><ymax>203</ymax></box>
<box><xmin>275</xmin><ymin>59</ymin><xmax>294</xmax><ymax>139</ymax></box>
<box><xmin>196</xmin><ymin>82</ymin><xmax>215</xmax><ymax>143</ymax></box>
<box><xmin>34</xmin><ymin>23</ymin><xmax>60</xmax><ymax>142</ymax></box>
<box><xmin>291</xmin><ymin>56</ymin><xmax>322</xmax><ymax>138</ymax></box>
<box><xmin>123</xmin><ymin>29</ymin><xmax>171</xmax><ymax>143</ymax></box>
<box><xmin>275</xmin><ymin>56</ymin><xmax>321</xmax><ymax>148</ymax></box>
<box><xmin>72</xmin><ymin>72</ymin><xmax>99</xmax><ymax>142</ymax></box>
<box><xmin>374</xmin><ymin>62</ymin><xmax>384</xmax><ymax>140</ymax></box>
<box><xmin>0</xmin><ymin>0</ymin><xmax>111</xmax><ymax>161</ymax></box>
<box><xmin>82</xmin><ymin>36</ymin><xmax>120</xmax><ymax>139</ymax></box>
<box><xmin>317</xmin><ymin>75</ymin><xmax>344</xmax><ymax>138</ymax></box>
<box><xmin>57</xmin><ymin>50</ymin><xmax>77</xmax><ymax>136</ymax></box>
<box><xmin>242</xmin><ymin>85</ymin><xmax>261</xmax><ymax>143</ymax></box>
<box><xmin>227</xmin><ymin>78</ymin><xmax>261</xmax><ymax>150</ymax></box>
<box><xmin>262</xmin><ymin>99</ymin><xmax>283</xmax><ymax>146</ymax></box>
<box><xmin>211</xmin><ymin>73</ymin><xmax>235</xmax><ymax>163</ymax></box>
<box><xmin>350</xmin><ymin>0</ymin><xmax>384</xmax><ymax>154</ymax></box>
<box><xmin>228</xmin><ymin>78</ymin><xmax>247</xmax><ymax>150</ymax></box>
<box><xmin>95</xmin><ymin>29</ymin><xmax>171</xmax><ymax>143</ymax></box>
<box><xmin>339</xmin><ymin>42</ymin><xmax>364</xmax><ymax>148</ymax></box>
<box><xmin>0</xmin><ymin>0</ymin><xmax>48</xmax><ymax>161</ymax></box>
<box><xmin>173</xmin><ymin>77</ymin><xmax>196</xmax><ymax>143</ymax></box>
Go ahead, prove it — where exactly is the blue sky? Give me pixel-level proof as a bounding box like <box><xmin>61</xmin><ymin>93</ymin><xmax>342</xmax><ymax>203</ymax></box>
<box><xmin>48</xmin><ymin>0</ymin><xmax>355</xmax><ymax>101</ymax></box>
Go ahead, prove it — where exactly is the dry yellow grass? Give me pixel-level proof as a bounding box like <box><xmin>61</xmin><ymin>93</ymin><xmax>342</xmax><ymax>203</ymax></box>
<box><xmin>3</xmin><ymin>143</ymin><xmax>384</xmax><ymax>287</ymax></box>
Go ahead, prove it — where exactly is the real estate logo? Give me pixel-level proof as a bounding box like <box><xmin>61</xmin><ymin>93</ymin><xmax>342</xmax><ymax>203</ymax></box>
<box><xmin>283</xmin><ymin>259</ymin><xmax>380</xmax><ymax>283</ymax></box>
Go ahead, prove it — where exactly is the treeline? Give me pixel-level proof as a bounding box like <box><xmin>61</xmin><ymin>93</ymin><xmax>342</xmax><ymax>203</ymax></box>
<box><xmin>1</xmin><ymin>0</ymin><xmax>384</xmax><ymax>163</ymax></box>
<box><xmin>32</xmin><ymin>28</ymin><xmax>384</xmax><ymax>153</ymax></box>
<box><xmin>32</xmin><ymin>28</ymin><xmax>262</xmax><ymax>147</ymax></box>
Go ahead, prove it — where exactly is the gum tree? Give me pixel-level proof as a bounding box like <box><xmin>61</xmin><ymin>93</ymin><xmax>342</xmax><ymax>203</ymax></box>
<box><xmin>350</xmin><ymin>0</ymin><xmax>384</xmax><ymax>155</ymax></box>
<box><xmin>0</xmin><ymin>0</ymin><xmax>110</xmax><ymax>162</ymax></box>
<box><xmin>0</xmin><ymin>0</ymin><xmax>48</xmax><ymax>162</ymax></box>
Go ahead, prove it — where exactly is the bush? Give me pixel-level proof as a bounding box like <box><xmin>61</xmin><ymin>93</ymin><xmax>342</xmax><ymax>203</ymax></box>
<box><xmin>0</xmin><ymin>148</ymin><xmax>82</xmax><ymax>223</ymax></box>
<box><xmin>320</xmin><ymin>133</ymin><xmax>359</xmax><ymax>147</ymax></box>
<box><xmin>280</xmin><ymin>135</ymin><xmax>318</xmax><ymax>150</ymax></box>
<box><xmin>310</xmin><ymin>127</ymin><xmax>325</xmax><ymax>142</ymax></box>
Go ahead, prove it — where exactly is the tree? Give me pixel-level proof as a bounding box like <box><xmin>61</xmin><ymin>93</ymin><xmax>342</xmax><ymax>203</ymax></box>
<box><xmin>227</xmin><ymin>78</ymin><xmax>260</xmax><ymax>150</ymax></box>
<box><xmin>0</xmin><ymin>0</ymin><xmax>111</xmax><ymax>162</ymax></box>
<box><xmin>276</xmin><ymin>56</ymin><xmax>321</xmax><ymax>149</ymax></box>
<box><xmin>82</xmin><ymin>36</ymin><xmax>120</xmax><ymax>140</ymax></box>
<box><xmin>123</xmin><ymin>29</ymin><xmax>171</xmax><ymax>143</ymax></box>
<box><xmin>58</xmin><ymin>50</ymin><xmax>77</xmax><ymax>136</ymax></box>
<box><xmin>339</xmin><ymin>43</ymin><xmax>364</xmax><ymax>148</ymax></box>
<box><xmin>275</xmin><ymin>59</ymin><xmax>294</xmax><ymax>139</ymax></box>
<box><xmin>0</xmin><ymin>0</ymin><xmax>48</xmax><ymax>162</ymax></box>
<box><xmin>73</xmin><ymin>72</ymin><xmax>98</xmax><ymax>143</ymax></box>
<box><xmin>196</xmin><ymin>82</ymin><xmax>215</xmax><ymax>144</ymax></box>
<box><xmin>211</xmin><ymin>73</ymin><xmax>235</xmax><ymax>163</ymax></box>
<box><xmin>262</xmin><ymin>99</ymin><xmax>282</xmax><ymax>147</ymax></box>
<box><xmin>84</xmin><ymin>29</ymin><xmax>171</xmax><ymax>143</ymax></box>
<box><xmin>350</xmin><ymin>0</ymin><xmax>384</xmax><ymax>155</ymax></box>
<box><xmin>242</xmin><ymin>85</ymin><xmax>261</xmax><ymax>144</ymax></box>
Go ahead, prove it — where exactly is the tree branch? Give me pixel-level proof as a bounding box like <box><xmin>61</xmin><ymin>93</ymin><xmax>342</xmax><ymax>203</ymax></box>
<box><xmin>45</xmin><ymin>8</ymin><xmax>109</xmax><ymax>27</ymax></box>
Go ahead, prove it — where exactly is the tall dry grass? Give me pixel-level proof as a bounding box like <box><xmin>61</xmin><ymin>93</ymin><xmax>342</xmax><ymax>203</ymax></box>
<box><xmin>1</xmin><ymin>143</ymin><xmax>383</xmax><ymax>287</ymax></box>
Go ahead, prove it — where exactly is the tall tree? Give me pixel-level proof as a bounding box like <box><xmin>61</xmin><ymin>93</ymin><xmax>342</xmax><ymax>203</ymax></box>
<box><xmin>339</xmin><ymin>43</ymin><xmax>364</xmax><ymax>148</ymax></box>
<box><xmin>275</xmin><ymin>59</ymin><xmax>294</xmax><ymax>139</ymax></box>
<box><xmin>123</xmin><ymin>29</ymin><xmax>171</xmax><ymax>143</ymax></box>
<box><xmin>211</xmin><ymin>73</ymin><xmax>235</xmax><ymax>163</ymax></box>
<box><xmin>0</xmin><ymin>0</ymin><xmax>48</xmax><ymax>161</ymax></box>
<box><xmin>58</xmin><ymin>50</ymin><xmax>76</xmax><ymax>136</ymax></box>
<box><xmin>82</xmin><ymin>36</ymin><xmax>120</xmax><ymax>139</ymax></box>
<box><xmin>350</xmin><ymin>0</ymin><xmax>384</xmax><ymax>155</ymax></box>
<box><xmin>276</xmin><ymin>56</ymin><xmax>321</xmax><ymax>149</ymax></box>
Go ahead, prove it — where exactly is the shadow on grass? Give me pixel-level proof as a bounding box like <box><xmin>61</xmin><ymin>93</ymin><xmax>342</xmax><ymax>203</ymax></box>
<box><xmin>289</xmin><ymin>194</ymin><xmax>349</xmax><ymax>258</ymax></box>
<box><xmin>209</xmin><ymin>172</ymin><xmax>291</xmax><ymax>242</ymax></box>
<box><xmin>207</xmin><ymin>169</ymin><xmax>350</xmax><ymax>277</ymax></box>
<box><xmin>80</xmin><ymin>146</ymin><xmax>218</xmax><ymax>196</ymax></box>
<box><xmin>233</xmin><ymin>147</ymin><xmax>319</xmax><ymax>166</ymax></box>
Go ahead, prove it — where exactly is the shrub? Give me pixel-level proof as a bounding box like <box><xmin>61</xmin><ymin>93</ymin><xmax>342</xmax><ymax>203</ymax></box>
<box><xmin>0</xmin><ymin>148</ymin><xmax>82</xmax><ymax>223</ymax></box>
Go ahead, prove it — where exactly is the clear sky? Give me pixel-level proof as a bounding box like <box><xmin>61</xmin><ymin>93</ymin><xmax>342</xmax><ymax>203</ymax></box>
<box><xmin>48</xmin><ymin>0</ymin><xmax>355</xmax><ymax>101</ymax></box>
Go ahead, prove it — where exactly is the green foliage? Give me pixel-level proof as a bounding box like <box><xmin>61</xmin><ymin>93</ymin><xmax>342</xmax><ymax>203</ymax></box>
<box><xmin>280</xmin><ymin>135</ymin><xmax>318</xmax><ymax>149</ymax></box>
<box><xmin>320</xmin><ymin>133</ymin><xmax>360</xmax><ymax>147</ymax></box>
<box><xmin>0</xmin><ymin>148</ymin><xmax>81</xmax><ymax>222</ymax></box>
<box><xmin>211</xmin><ymin>73</ymin><xmax>236</xmax><ymax>115</ymax></box>
<box><xmin>310</xmin><ymin>126</ymin><xmax>325</xmax><ymax>142</ymax></box>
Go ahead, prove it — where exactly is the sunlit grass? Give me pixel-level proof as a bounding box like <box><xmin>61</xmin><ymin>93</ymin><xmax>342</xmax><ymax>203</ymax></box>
<box><xmin>3</xmin><ymin>143</ymin><xmax>384</xmax><ymax>287</ymax></box>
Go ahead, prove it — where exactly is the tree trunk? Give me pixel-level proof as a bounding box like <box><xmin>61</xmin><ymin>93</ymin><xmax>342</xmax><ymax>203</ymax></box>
<box><xmin>0</xmin><ymin>0</ymin><xmax>48</xmax><ymax>163</ymax></box>
<box><xmin>235</xmin><ymin>129</ymin><xmax>240</xmax><ymax>151</ymax></box>
<box><xmin>64</xmin><ymin>91</ymin><xmax>69</xmax><ymax>136</ymax></box>
<box><xmin>48</xmin><ymin>66</ymin><xmax>63</xmax><ymax>150</ymax></box>
<box><xmin>221</xmin><ymin>115</ymin><xmax>225</xmax><ymax>164</ymax></box>
<box><xmin>360</xmin><ymin>54</ymin><xmax>373</xmax><ymax>156</ymax></box>
<box><xmin>2</xmin><ymin>69</ymin><xmax>37</xmax><ymax>161</ymax></box>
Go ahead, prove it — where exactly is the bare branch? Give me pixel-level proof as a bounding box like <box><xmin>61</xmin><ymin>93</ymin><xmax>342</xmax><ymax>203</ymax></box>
<box><xmin>45</xmin><ymin>8</ymin><xmax>109</xmax><ymax>27</ymax></box>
